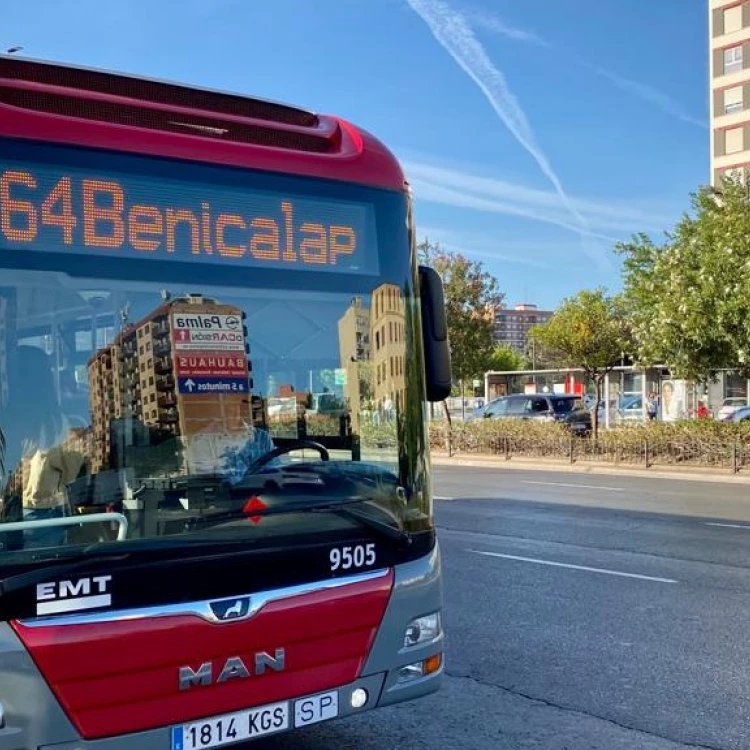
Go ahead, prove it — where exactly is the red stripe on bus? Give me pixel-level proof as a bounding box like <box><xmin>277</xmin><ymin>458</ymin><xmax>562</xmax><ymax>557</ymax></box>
<box><xmin>12</xmin><ymin>571</ymin><xmax>393</xmax><ymax>739</ymax></box>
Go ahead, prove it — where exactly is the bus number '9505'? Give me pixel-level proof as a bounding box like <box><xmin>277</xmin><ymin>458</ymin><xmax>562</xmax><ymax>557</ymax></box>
<box><xmin>330</xmin><ymin>544</ymin><xmax>376</xmax><ymax>572</ymax></box>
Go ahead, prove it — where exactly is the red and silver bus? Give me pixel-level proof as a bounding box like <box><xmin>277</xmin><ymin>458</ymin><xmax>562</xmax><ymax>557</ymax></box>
<box><xmin>0</xmin><ymin>56</ymin><xmax>451</xmax><ymax>749</ymax></box>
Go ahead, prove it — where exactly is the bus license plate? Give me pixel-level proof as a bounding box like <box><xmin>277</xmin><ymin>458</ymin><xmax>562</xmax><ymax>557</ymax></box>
<box><xmin>294</xmin><ymin>690</ymin><xmax>339</xmax><ymax>727</ymax></box>
<box><xmin>172</xmin><ymin>702</ymin><xmax>288</xmax><ymax>750</ymax></box>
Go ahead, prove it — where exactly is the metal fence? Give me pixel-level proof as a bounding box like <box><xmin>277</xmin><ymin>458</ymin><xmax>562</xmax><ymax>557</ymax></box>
<box><xmin>429</xmin><ymin>424</ymin><xmax>750</xmax><ymax>474</ymax></box>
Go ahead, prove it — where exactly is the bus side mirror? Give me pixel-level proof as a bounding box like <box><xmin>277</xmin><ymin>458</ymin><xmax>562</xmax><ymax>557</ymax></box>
<box><xmin>419</xmin><ymin>265</ymin><xmax>452</xmax><ymax>402</ymax></box>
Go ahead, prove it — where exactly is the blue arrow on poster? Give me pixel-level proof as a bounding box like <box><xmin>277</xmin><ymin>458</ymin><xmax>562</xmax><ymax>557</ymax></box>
<box><xmin>177</xmin><ymin>377</ymin><xmax>248</xmax><ymax>395</ymax></box>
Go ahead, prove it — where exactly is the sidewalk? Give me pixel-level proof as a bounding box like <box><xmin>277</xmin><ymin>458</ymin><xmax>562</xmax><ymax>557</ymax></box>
<box><xmin>430</xmin><ymin>451</ymin><xmax>750</xmax><ymax>485</ymax></box>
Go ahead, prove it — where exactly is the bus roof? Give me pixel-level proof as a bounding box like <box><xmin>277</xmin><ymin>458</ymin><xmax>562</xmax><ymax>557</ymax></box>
<box><xmin>0</xmin><ymin>55</ymin><xmax>407</xmax><ymax>192</ymax></box>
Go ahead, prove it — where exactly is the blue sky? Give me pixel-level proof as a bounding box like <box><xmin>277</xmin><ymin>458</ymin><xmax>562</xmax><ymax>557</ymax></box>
<box><xmin>5</xmin><ymin>0</ymin><xmax>708</xmax><ymax>309</ymax></box>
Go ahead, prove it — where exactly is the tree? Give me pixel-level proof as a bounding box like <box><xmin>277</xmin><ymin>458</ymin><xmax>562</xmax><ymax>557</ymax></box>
<box><xmin>487</xmin><ymin>344</ymin><xmax>526</xmax><ymax>372</ymax></box>
<box><xmin>617</xmin><ymin>178</ymin><xmax>750</xmax><ymax>380</ymax></box>
<box><xmin>357</xmin><ymin>360</ymin><xmax>374</xmax><ymax>405</ymax></box>
<box><xmin>529</xmin><ymin>289</ymin><xmax>631</xmax><ymax>438</ymax></box>
<box><xmin>418</xmin><ymin>239</ymin><xmax>501</xmax><ymax>417</ymax></box>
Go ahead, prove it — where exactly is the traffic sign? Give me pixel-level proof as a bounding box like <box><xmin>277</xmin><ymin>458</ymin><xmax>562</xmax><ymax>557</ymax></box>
<box><xmin>177</xmin><ymin>377</ymin><xmax>248</xmax><ymax>395</ymax></box>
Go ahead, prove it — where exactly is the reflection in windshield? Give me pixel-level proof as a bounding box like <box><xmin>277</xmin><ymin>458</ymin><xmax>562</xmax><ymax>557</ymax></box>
<box><xmin>339</xmin><ymin>286</ymin><xmax>407</xmax><ymax>433</ymax></box>
<box><xmin>87</xmin><ymin>295</ymin><xmax>260</xmax><ymax>482</ymax></box>
<box><xmin>0</xmin><ymin>273</ymin><xmax>429</xmax><ymax>556</ymax></box>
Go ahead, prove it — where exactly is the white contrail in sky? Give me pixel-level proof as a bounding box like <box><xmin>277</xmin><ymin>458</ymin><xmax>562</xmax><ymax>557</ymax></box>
<box><xmin>466</xmin><ymin>9</ymin><xmax>548</xmax><ymax>46</ymax></box>
<box><xmin>404</xmin><ymin>0</ymin><xmax>606</xmax><ymax>268</ymax></box>
<box><xmin>587</xmin><ymin>65</ymin><xmax>707</xmax><ymax>129</ymax></box>
<box><xmin>470</xmin><ymin>8</ymin><xmax>706</xmax><ymax>130</ymax></box>
<box><xmin>402</xmin><ymin>159</ymin><xmax>675</xmax><ymax>235</ymax></box>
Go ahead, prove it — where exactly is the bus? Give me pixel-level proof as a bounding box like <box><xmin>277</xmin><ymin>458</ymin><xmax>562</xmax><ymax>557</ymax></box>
<box><xmin>0</xmin><ymin>56</ymin><xmax>451</xmax><ymax>749</ymax></box>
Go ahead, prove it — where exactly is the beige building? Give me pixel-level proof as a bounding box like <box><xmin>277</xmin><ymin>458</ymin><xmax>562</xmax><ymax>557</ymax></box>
<box><xmin>371</xmin><ymin>284</ymin><xmax>406</xmax><ymax>413</ymax></box>
<box><xmin>710</xmin><ymin>0</ymin><xmax>750</xmax><ymax>184</ymax></box>
<box><xmin>337</xmin><ymin>284</ymin><xmax>407</xmax><ymax>426</ymax></box>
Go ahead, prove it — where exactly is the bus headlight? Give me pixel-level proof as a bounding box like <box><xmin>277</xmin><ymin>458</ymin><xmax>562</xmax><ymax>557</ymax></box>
<box><xmin>403</xmin><ymin>612</ymin><xmax>441</xmax><ymax>648</ymax></box>
<box><xmin>397</xmin><ymin>653</ymin><xmax>443</xmax><ymax>683</ymax></box>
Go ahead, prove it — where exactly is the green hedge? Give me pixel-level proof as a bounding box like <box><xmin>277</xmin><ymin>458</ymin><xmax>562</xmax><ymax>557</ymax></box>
<box><xmin>428</xmin><ymin>419</ymin><xmax>750</xmax><ymax>471</ymax></box>
<box><xmin>360</xmin><ymin>421</ymin><xmax>398</xmax><ymax>448</ymax></box>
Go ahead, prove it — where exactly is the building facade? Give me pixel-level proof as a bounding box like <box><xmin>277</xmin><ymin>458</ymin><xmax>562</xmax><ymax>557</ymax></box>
<box><xmin>337</xmin><ymin>284</ymin><xmax>406</xmax><ymax>427</ymax></box>
<box><xmin>371</xmin><ymin>284</ymin><xmax>407</xmax><ymax>412</ymax></box>
<box><xmin>710</xmin><ymin>0</ymin><xmax>750</xmax><ymax>184</ymax></box>
<box><xmin>492</xmin><ymin>303</ymin><xmax>552</xmax><ymax>352</ymax></box>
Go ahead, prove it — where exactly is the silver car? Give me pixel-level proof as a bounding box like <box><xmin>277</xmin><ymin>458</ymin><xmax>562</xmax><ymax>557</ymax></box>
<box><xmin>477</xmin><ymin>394</ymin><xmax>583</xmax><ymax>422</ymax></box>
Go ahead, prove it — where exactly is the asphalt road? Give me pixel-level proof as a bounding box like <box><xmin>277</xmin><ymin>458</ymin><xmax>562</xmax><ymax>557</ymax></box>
<box><xmin>258</xmin><ymin>466</ymin><xmax>750</xmax><ymax>750</ymax></box>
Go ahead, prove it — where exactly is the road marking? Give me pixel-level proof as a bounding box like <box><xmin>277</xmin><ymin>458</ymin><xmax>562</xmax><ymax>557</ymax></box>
<box><xmin>434</xmin><ymin>496</ymin><xmax>453</xmax><ymax>501</ymax></box>
<box><xmin>521</xmin><ymin>480</ymin><xmax>625</xmax><ymax>492</ymax></box>
<box><xmin>470</xmin><ymin>549</ymin><xmax>678</xmax><ymax>584</ymax></box>
<box><xmin>705</xmin><ymin>522</ymin><xmax>750</xmax><ymax>529</ymax></box>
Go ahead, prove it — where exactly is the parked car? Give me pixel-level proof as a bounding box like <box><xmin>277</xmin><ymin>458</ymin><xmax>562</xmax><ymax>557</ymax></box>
<box><xmin>618</xmin><ymin>394</ymin><xmax>646</xmax><ymax>422</ymax></box>
<box><xmin>564</xmin><ymin>400</ymin><xmax>610</xmax><ymax>435</ymax></box>
<box><xmin>477</xmin><ymin>393</ymin><xmax>583</xmax><ymax>423</ymax></box>
<box><xmin>719</xmin><ymin>398</ymin><xmax>748</xmax><ymax>421</ymax></box>
<box><xmin>564</xmin><ymin>406</ymin><xmax>594</xmax><ymax>435</ymax></box>
<box><xmin>563</xmin><ymin>396</ymin><xmax>643</xmax><ymax>435</ymax></box>
<box><xmin>725</xmin><ymin>405</ymin><xmax>750</xmax><ymax>423</ymax></box>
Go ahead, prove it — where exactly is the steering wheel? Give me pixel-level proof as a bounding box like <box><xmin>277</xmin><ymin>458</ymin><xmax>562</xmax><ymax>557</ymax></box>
<box><xmin>249</xmin><ymin>440</ymin><xmax>330</xmax><ymax>471</ymax></box>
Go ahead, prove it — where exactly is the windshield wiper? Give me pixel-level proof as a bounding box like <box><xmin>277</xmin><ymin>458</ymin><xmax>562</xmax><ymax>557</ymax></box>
<box><xmin>327</xmin><ymin>504</ymin><xmax>412</xmax><ymax>546</ymax></box>
<box><xmin>186</xmin><ymin>497</ymin><xmax>412</xmax><ymax>547</ymax></box>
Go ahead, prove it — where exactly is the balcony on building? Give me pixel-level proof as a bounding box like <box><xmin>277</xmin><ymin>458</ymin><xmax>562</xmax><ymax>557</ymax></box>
<box><xmin>153</xmin><ymin>337</ymin><xmax>171</xmax><ymax>356</ymax></box>
<box><xmin>159</xmin><ymin>408</ymin><xmax>179</xmax><ymax>423</ymax></box>
<box><xmin>156</xmin><ymin>375</ymin><xmax>175</xmax><ymax>391</ymax></box>
<box><xmin>158</xmin><ymin>392</ymin><xmax>177</xmax><ymax>408</ymax></box>
<box><xmin>152</xmin><ymin>319</ymin><xmax>170</xmax><ymax>336</ymax></box>
<box><xmin>154</xmin><ymin>357</ymin><xmax>173</xmax><ymax>373</ymax></box>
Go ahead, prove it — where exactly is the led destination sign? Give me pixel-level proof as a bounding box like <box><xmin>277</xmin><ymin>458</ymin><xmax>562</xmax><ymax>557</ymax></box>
<box><xmin>0</xmin><ymin>150</ymin><xmax>379</xmax><ymax>275</ymax></box>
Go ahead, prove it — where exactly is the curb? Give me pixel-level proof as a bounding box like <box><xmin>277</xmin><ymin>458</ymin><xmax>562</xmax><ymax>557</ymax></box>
<box><xmin>429</xmin><ymin>452</ymin><xmax>750</xmax><ymax>485</ymax></box>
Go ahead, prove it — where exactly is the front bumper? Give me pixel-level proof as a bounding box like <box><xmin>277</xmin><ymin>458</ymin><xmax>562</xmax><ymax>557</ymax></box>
<box><xmin>38</xmin><ymin>667</ymin><xmax>442</xmax><ymax>750</ymax></box>
<box><xmin>0</xmin><ymin>545</ymin><xmax>444</xmax><ymax>750</ymax></box>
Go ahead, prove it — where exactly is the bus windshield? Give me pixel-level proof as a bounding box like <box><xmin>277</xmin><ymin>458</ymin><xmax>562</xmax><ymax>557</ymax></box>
<box><xmin>0</xmin><ymin>138</ymin><xmax>431</xmax><ymax>562</ymax></box>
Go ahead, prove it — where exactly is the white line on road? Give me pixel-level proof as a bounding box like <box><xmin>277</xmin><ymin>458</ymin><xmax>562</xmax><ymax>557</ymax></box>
<box><xmin>705</xmin><ymin>522</ymin><xmax>750</xmax><ymax>529</ymax></box>
<box><xmin>521</xmin><ymin>480</ymin><xmax>625</xmax><ymax>492</ymax></box>
<box><xmin>434</xmin><ymin>496</ymin><xmax>454</xmax><ymax>501</ymax></box>
<box><xmin>470</xmin><ymin>549</ymin><xmax>678</xmax><ymax>584</ymax></box>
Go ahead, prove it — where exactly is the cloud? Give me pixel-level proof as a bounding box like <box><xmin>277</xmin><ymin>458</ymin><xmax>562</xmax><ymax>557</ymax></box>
<box><xmin>469</xmin><ymin>7</ymin><xmax>707</xmax><ymax>130</ymax></box>
<box><xmin>409</xmin><ymin>175</ymin><xmax>615</xmax><ymax>240</ymax></box>
<box><xmin>403</xmin><ymin>158</ymin><xmax>676</xmax><ymax>237</ymax></box>
<box><xmin>404</xmin><ymin>0</ymin><xmax>602</xmax><ymax>267</ymax></box>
